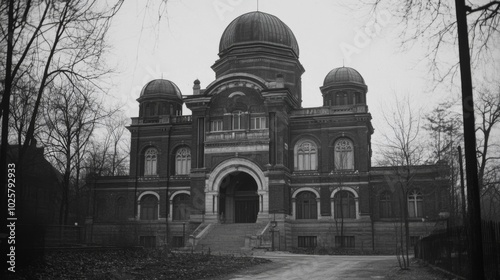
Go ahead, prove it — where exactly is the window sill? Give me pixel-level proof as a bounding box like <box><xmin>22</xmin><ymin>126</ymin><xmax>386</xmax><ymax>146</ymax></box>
<box><xmin>294</xmin><ymin>218</ymin><xmax>320</xmax><ymax>222</ymax></box>
<box><xmin>139</xmin><ymin>175</ymin><xmax>159</xmax><ymax>181</ymax></box>
<box><xmin>292</xmin><ymin>170</ymin><xmax>320</xmax><ymax>175</ymax></box>
<box><xmin>136</xmin><ymin>219</ymin><xmax>162</xmax><ymax>223</ymax></box>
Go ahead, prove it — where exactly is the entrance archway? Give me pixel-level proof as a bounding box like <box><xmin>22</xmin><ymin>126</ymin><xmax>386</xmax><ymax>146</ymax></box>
<box><xmin>219</xmin><ymin>172</ymin><xmax>259</xmax><ymax>223</ymax></box>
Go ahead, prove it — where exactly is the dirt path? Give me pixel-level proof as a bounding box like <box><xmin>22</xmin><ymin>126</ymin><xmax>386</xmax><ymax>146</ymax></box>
<box><xmin>216</xmin><ymin>253</ymin><xmax>396</xmax><ymax>280</ymax></box>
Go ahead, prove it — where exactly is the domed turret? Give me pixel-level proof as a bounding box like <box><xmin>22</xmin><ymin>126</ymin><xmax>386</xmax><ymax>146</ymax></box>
<box><xmin>140</xmin><ymin>79</ymin><xmax>182</xmax><ymax>100</ymax></box>
<box><xmin>219</xmin><ymin>11</ymin><xmax>299</xmax><ymax>57</ymax></box>
<box><xmin>137</xmin><ymin>79</ymin><xmax>183</xmax><ymax>117</ymax></box>
<box><xmin>323</xmin><ymin>67</ymin><xmax>365</xmax><ymax>87</ymax></box>
<box><xmin>320</xmin><ymin>67</ymin><xmax>368</xmax><ymax>107</ymax></box>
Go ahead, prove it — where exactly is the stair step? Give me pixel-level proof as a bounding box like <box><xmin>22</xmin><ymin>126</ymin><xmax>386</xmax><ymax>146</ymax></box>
<box><xmin>194</xmin><ymin>223</ymin><xmax>267</xmax><ymax>252</ymax></box>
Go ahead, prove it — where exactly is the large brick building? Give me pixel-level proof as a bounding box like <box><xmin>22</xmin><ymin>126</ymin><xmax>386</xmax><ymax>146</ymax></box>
<box><xmin>88</xmin><ymin>11</ymin><xmax>449</xmax><ymax>252</ymax></box>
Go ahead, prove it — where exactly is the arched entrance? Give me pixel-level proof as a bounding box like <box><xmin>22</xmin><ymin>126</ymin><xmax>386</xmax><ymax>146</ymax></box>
<box><xmin>219</xmin><ymin>172</ymin><xmax>259</xmax><ymax>223</ymax></box>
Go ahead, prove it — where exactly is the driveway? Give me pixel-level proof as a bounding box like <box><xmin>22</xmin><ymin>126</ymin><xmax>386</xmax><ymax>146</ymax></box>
<box><xmin>220</xmin><ymin>252</ymin><xmax>396</xmax><ymax>280</ymax></box>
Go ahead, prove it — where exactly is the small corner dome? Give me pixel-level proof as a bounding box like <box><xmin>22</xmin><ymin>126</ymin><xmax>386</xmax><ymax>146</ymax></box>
<box><xmin>323</xmin><ymin>67</ymin><xmax>365</xmax><ymax>87</ymax></box>
<box><xmin>140</xmin><ymin>79</ymin><xmax>182</xmax><ymax>100</ymax></box>
<box><xmin>219</xmin><ymin>11</ymin><xmax>299</xmax><ymax>56</ymax></box>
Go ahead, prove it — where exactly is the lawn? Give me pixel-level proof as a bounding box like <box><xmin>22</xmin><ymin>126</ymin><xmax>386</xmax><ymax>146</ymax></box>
<box><xmin>7</xmin><ymin>248</ymin><xmax>271</xmax><ymax>279</ymax></box>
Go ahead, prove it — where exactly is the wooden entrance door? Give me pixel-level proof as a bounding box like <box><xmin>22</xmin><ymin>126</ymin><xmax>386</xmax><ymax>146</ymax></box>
<box><xmin>234</xmin><ymin>197</ymin><xmax>258</xmax><ymax>223</ymax></box>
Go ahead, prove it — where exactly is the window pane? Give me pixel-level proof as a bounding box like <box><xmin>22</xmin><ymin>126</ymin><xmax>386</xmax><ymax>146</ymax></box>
<box><xmin>380</xmin><ymin>192</ymin><xmax>392</xmax><ymax>218</ymax></box>
<box><xmin>232</xmin><ymin>111</ymin><xmax>243</xmax><ymax>130</ymax></box>
<box><xmin>334</xmin><ymin>191</ymin><xmax>355</xmax><ymax>219</ymax></box>
<box><xmin>144</xmin><ymin>148</ymin><xmax>158</xmax><ymax>175</ymax></box>
<box><xmin>295</xmin><ymin>141</ymin><xmax>318</xmax><ymax>171</ymax></box>
<box><xmin>173</xmin><ymin>194</ymin><xmax>190</xmax><ymax>221</ymax></box>
<box><xmin>334</xmin><ymin>139</ymin><xmax>354</xmax><ymax>170</ymax></box>
<box><xmin>408</xmin><ymin>190</ymin><xmax>423</xmax><ymax>218</ymax></box>
<box><xmin>335</xmin><ymin>236</ymin><xmax>355</xmax><ymax>248</ymax></box>
<box><xmin>417</xmin><ymin>201</ymin><xmax>423</xmax><ymax>218</ymax></box>
<box><xmin>211</xmin><ymin>120</ymin><xmax>222</xmax><ymax>132</ymax></box>
<box><xmin>298</xmin><ymin>236</ymin><xmax>317</xmax><ymax>248</ymax></box>
<box><xmin>140</xmin><ymin>195</ymin><xmax>158</xmax><ymax>220</ymax></box>
<box><xmin>408</xmin><ymin>201</ymin><xmax>416</xmax><ymax>217</ymax></box>
<box><xmin>296</xmin><ymin>191</ymin><xmax>317</xmax><ymax>219</ymax></box>
<box><xmin>176</xmin><ymin>148</ymin><xmax>191</xmax><ymax>175</ymax></box>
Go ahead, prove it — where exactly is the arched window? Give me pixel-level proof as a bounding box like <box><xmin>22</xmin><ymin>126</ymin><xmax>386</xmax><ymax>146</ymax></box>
<box><xmin>173</xmin><ymin>193</ymin><xmax>190</xmax><ymax>221</ymax></box>
<box><xmin>140</xmin><ymin>195</ymin><xmax>158</xmax><ymax>220</ymax></box>
<box><xmin>334</xmin><ymin>190</ymin><xmax>356</xmax><ymax>219</ymax></box>
<box><xmin>115</xmin><ymin>197</ymin><xmax>126</xmax><ymax>220</ymax></box>
<box><xmin>175</xmin><ymin>148</ymin><xmax>191</xmax><ymax>175</ymax></box>
<box><xmin>144</xmin><ymin>148</ymin><xmax>158</xmax><ymax>176</ymax></box>
<box><xmin>379</xmin><ymin>191</ymin><xmax>393</xmax><ymax>218</ymax></box>
<box><xmin>294</xmin><ymin>140</ymin><xmax>318</xmax><ymax>171</ymax></box>
<box><xmin>232</xmin><ymin>110</ymin><xmax>244</xmax><ymax>130</ymax></box>
<box><xmin>296</xmin><ymin>191</ymin><xmax>318</xmax><ymax>219</ymax></box>
<box><xmin>336</xmin><ymin>93</ymin><xmax>341</xmax><ymax>105</ymax></box>
<box><xmin>408</xmin><ymin>190</ymin><xmax>423</xmax><ymax>218</ymax></box>
<box><xmin>334</xmin><ymin>138</ymin><xmax>354</xmax><ymax>170</ymax></box>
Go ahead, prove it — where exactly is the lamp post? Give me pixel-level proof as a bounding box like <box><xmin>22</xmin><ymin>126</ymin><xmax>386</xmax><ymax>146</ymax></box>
<box><xmin>271</xmin><ymin>220</ymin><xmax>277</xmax><ymax>251</ymax></box>
<box><xmin>182</xmin><ymin>222</ymin><xmax>186</xmax><ymax>247</ymax></box>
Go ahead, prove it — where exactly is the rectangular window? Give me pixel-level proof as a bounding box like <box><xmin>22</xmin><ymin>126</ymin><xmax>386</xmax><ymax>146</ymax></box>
<box><xmin>172</xmin><ymin>236</ymin><xmax>185</xmax><ymax>248</ymax></box>
<box><xmin>298</xmin><ymin>236</ymin><xmax>317</xmax><ymax>248</ymax></box>
<box><xmin>211</xmin><ymin>120</ymin><xmax>223</xmax><ymax>132</ymax></box>
<box><xmin>250</xmin><ymin>117</ymin><xmax>268</xmax><ymax>130</ymax></box>
<box><xmin>232</xmin><ymin>113</ymin><xmax>242</xmax><ymax>130</ymax></box>
<box><xmin>335</xmin><ymin>236</ymin><xmax>355</xmax><ymax>248</ymax></box>
<box><xmin>140</xmin><ymin>236</ymin><xmax>156</xmax><ymax>248</ymax></box>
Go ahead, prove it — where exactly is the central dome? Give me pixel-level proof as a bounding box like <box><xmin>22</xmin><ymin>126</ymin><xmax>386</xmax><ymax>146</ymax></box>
<box><xmin>219</xmin><ymin>11</ymin><xmax>299</xmax><ymax>57</ymax></box>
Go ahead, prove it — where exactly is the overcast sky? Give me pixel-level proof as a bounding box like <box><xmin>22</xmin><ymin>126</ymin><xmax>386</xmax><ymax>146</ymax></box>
<box><xmin>103</xmin><ymin>0</ymin><xmax>498</xmax><ymax>162</ymax></box>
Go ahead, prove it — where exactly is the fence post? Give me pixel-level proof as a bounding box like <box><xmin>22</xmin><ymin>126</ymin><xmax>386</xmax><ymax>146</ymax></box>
<box><xmin>490</xmin><ymin>221</ymin><xmax>499</xmax><ymax>280</ymax></box>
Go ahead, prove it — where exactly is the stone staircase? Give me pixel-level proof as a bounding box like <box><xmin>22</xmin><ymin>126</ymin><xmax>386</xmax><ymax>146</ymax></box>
<box><xmin>195</xmin><ymin>223</ymin><xmax>267</xmax><ymax>253</ymax></box>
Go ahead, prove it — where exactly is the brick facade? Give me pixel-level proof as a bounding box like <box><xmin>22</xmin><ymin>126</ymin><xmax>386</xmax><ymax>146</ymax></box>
<box><xmin>88</xmin><ymin>11</ymin><xmax>449</xmax><ymax>252</ymax></box>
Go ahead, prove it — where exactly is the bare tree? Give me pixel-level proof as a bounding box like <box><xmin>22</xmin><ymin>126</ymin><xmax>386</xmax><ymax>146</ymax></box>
<box><xmin>0</xmin><ymin>0</ymin><xmax>123</xmax><ymax>221</ymax></box>
<box><xmin>83</xmin><ymin>114</ymin><xmax>130</xmax><ymax>177</ymax></box>
<box><xmin>475</xmin><ymin>85</ymin><xmax>500</xmax><ymax>220</ymax></box>
<box><xmin>103</xmin><ymin>114</ymin><xmax>130</xmax><ymax>176</ymax></box>
<box><xmin>7</xmin><ymin>78</ymin><xmax>45</xmax><ymax>147</ymax></box>
<box><xmin>378</xmin><ymin>96</ymin><xmax>426</xmax><ymax>269</ymax></box>
<box><xmin>41</xmin><ymin>81</ymin><xmax>110</xmax><ymax>225</ymax></box>
<box><xmin>330</xmin><ymin>148</ymin><xmax>359</xmax><ymax>249</ymax></box>
<box><xmin>363</xmin><ymin>1</ymin><xmax>499</xmax><ymax>83</ymax></box>
<box><xmin>423</xmin><ymin>101</ymin><xmax>464</xmax><ymax>225</ymax></box>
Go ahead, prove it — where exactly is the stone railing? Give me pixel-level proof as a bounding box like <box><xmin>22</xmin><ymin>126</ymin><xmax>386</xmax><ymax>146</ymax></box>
<box><xmin>291</xmin><ymin>105</ymin><xmax>368</xmax><ymax>116</ymax></box>
<box><xmin>131</xmin><ymin>115</ymin><xmax>192</xmax><ymax>125</ymax></box>
<box><xmin>188</xmin><ymin>223</ymin><xmax>213</xmax><ymax>248</ymax></box>
<box><xmin>245</xmin><ymin>221</ymin><xmax>272</xmax><ymax>249</ymax></box>
<box><xmin>205</xmin><ymin>129</ymin><xmax>269</xmax><ymax>142</ymax></box>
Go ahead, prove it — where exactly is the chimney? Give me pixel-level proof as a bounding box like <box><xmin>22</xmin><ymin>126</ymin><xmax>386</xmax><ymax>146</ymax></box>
<box><xmin>276</xmin><ymin>74</ymin><xmax>284</xmax><ymax>88</ymax></box>
<box><xmin>193</xmin><ymin>79</ymin><xmax>201</xmax><ymax>95</ymax></box>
